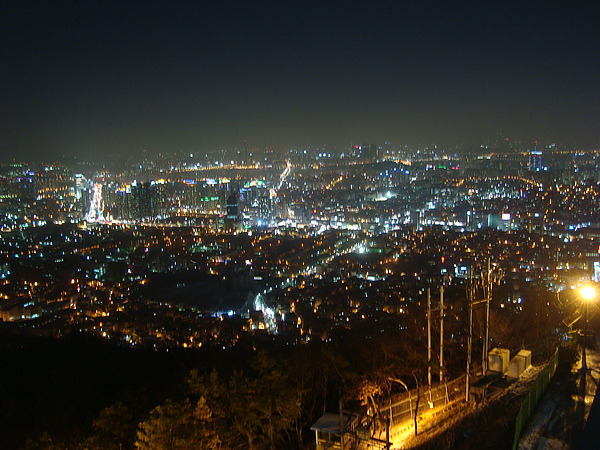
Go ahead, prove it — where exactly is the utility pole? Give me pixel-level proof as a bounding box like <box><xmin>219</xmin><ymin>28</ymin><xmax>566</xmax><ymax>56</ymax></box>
<box><xmin>466</xmin><ymin>270</ymin><xmax>473</xmax><ymax>403</ymax></box>
<box><xmin>440</xmin><ymin>285</ymin><xmax>444</xmax><ymax>383</ymax></box>
<box><xmin>339</xmin><ymin>396</ymin><xmax>345</xmax><ymax>450</ymax></box>
<box><xmin>427</xmin><ymin>287</ymin><xmax>432</xmax><ymax>391</ymax></box>
<box><xmin>441</xmin><ymin>283</ymin><xmax>450</xmax><ymax>404</ymax></box>
<box><xmin>583</xmin><ymin>299</ymin><xmax>588</xmax><ymax>373</ymax></box>
<box><xmin>482</xmin><ymin>258</ymin><xmax>491</xmax><ymax>375</ymax></box>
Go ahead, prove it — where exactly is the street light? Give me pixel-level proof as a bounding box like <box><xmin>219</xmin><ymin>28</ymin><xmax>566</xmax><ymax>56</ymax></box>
<box><xmin>579</xmin><ymin>285</ymin><xmax>596</xmax><ymax>373</ymax></box>
<box><xmin>580</xmin><ymin>286</ymin><xmax>596</xmax><ymax>302</ymax></box>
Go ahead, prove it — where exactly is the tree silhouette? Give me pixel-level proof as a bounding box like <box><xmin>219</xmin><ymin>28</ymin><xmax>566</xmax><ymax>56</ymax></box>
<box><xmin>85</xmin><ymin>402</ymin><xmax>134</xmax><ymax>449</ymax></box>
<box><xmin>135</xmin><ymin>397</ymin><xmax>220</xmax><ymax>450</ymax></box>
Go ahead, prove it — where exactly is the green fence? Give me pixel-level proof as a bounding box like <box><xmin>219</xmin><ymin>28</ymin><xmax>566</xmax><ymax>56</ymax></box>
<box><xmin>512</xmin><ymin>348</ymin><xmax>559</xmax><ymax>450</ymax></box>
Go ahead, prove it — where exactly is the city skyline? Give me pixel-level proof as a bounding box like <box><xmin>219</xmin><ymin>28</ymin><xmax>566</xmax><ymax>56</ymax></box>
<box><xmin>2</xmin><ymin>1</ymin><xmax>600</xmax><ymax>163</ymax></box>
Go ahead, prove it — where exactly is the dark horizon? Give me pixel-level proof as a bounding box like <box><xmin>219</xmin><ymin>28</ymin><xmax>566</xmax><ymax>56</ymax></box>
<box><xmin>2</xmin><ymin>0</ymin><xmax>599</xmax><ymax>163</ymax></box>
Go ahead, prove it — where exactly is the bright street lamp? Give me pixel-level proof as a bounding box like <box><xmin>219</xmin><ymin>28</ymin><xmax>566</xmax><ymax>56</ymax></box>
<box><xmin>581</xmin><ymin>286</ymin><xmax>596</xmax><ymax>302</ymax></box>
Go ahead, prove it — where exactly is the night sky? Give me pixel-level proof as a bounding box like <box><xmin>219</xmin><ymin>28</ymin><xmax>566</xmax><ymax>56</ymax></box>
<box><xmin>1</xmin><ymin>0</ymin><xmax>599</xmax><ymax>162</ymax></box>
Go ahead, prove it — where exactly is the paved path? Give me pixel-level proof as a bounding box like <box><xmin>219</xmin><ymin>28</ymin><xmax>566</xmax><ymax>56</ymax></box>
<box><xmin>518</xmin><ymin>341</ymin><xmax>600</xmax><ymax>450</ymax></box>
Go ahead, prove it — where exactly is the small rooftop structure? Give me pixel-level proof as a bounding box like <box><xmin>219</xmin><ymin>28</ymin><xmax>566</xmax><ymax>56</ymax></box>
<box><xmin>311</xmin><ymin>412</ymin><xmax>359</xmax><ymax>450</ymax></box>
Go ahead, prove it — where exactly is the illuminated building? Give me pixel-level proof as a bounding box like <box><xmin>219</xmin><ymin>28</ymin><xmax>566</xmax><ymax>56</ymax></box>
<box><xmin>528</xmin><ymin>151</ymin><xmax>543</xmax><ymax>172</ymax></box>
<box><xmin>225</xmin><ymin>191</ymin><xmax>240</xmax><ymax>230</ymax></box>
<box><xmin>131</xmin><ymin>181</ymin><xmax>156</xmax><ymax>220</ymax></box>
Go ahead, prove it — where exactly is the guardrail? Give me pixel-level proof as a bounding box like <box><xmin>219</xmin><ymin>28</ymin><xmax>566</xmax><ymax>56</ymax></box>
<box><xmin>380</xmin><ymin>374</ymin><xmax>468</xmax><ymax>431</ymax></box>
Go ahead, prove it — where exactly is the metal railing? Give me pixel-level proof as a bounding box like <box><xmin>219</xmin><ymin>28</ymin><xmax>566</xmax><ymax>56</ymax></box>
<box><xmin>380</xmin><ymin>374</ymin><xmax>468</xmax><ymax>430</ymax></box>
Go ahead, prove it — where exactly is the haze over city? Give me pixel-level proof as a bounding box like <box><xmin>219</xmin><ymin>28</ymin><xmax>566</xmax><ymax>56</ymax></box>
<box><xmin>2</xmin><ymin>0</ymin><xmax>599</xmax><ymax>163</ymax></box>
<box><xmin>3</xmin><ymin>2</ymin><xmax>600</xmax><ymax>450</ymax></box>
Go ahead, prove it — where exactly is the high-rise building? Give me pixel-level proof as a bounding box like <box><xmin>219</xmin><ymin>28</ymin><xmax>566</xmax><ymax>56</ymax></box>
<box><xmin>410</xmin><ymin>210</ymin><xmax>421</xmax><ymax>231</ymax></box>
<box><xmin>256</xmin><ymin>190</ymin><xmax>274</xmax><ymax>226</ymax></box>
<box><xmin>131</xmin><ymin>181</ymin><xmax>156</xmax><ymax>220</ymax></box>
<box><xmin>355</xmin><ymin>143</ymin><xmax>378</xmax><ymax>162</ymax></box>
<box><xmin>528</xmin><ymin>151</ymin><xmax>543</xmax><ymax>172</ymax></box>
<box><xmin>225</xmin><ymin>191</ymin><xmax>240</xmax><ymax>230</ymax></box>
